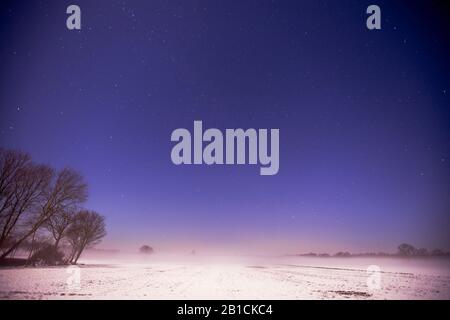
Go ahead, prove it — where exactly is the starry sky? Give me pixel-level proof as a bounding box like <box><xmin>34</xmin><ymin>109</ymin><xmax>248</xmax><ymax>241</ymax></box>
<box><xmin>1</xmin><ymin>0</ymin><xmax>449</xmax><ymax>253</ymax></box>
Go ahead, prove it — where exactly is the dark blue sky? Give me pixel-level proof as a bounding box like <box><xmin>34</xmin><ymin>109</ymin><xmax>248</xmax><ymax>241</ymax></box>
<box><xmin>1</xmin><ymin>0</ymin><xmax>449</xmax><ymax>252</ymax></box>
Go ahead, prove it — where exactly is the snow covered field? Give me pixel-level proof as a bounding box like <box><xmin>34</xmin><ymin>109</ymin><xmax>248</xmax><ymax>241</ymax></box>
<box><xmin>1</xmin><ymin>256</ymin><xmax>449</xmax><ymax>300</ymax></box>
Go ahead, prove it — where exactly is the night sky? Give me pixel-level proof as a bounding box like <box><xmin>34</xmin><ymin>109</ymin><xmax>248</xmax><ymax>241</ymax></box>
<box><xmin>1</xmin><ymin>0</ymin><xmax>449</xmax><ymax>253</ymax></box>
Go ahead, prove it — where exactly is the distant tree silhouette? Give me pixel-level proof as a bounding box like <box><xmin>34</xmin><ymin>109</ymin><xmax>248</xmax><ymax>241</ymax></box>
<box><xmin>334</xmin><ymin>251</ymin><xmax>351</xmax><ymax>257</ymax></box>
<box><xmin>398</xmin><ymin>243</ymin><xmax>418</xmax><ymax>256</ymax></box>
<box><xmin>417</xmin><ymin>248</ymin><xmax>429</xmax><ymax>256</ymax></box>
<box><xmin>139</xmin><ymin>245</ymin><xmax>154</xmax><ymax>254</ymax></box>
<box><xmin>431</xmin><ymin>249</ymin><xmax>445</xmax><ymax>256</ymax></box>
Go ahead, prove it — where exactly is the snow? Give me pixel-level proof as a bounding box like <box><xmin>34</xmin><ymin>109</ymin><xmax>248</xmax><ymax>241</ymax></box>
<box><xmin>1</xmin><ymin>256</ymin><xmax>449</xmax><ymax>299</ymax></box>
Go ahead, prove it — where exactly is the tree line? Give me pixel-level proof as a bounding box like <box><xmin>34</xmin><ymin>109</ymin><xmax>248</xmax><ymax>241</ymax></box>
<box><xmin>0</xmin><ymin>148</ymin><xmax>106</xmax><ymax>265</ymax></box>
<box><xmin>296</xmin><ymin>243</ymin><xmax>450</xmax><ymax>258</ymax></box>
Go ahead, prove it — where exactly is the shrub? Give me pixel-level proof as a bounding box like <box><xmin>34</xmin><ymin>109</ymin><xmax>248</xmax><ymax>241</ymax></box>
<box><xmin>139</xmin><ymin>245</ymin><xmax>154</xmax><ymax>254</ymax></box>
<box><xmin>29</xmin><ymin>244</ymin><xmax>65</xmax><ymax>266</ymax></box>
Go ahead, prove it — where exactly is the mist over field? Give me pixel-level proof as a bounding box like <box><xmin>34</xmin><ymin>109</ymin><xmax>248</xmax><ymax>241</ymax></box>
<box><xmin>2</xmin><ymin>251</ymin><xmax>450</xmax><ymax>300</ymax></box>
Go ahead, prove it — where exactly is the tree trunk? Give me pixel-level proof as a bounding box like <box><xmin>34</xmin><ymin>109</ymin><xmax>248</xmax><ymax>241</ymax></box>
<box><xmin>54</xmin><ymin>236</ymin><xmax>61</xmax><ymax>251</ymax></box>
<box><xmin>68</xmin><ymin>247</ymin><xmax>77</xmax><ymax>264</ymax></box>
<box><xmin>73</xmin><ymin>243</ymin><xmax>87</xmax><ymax>264</ymax></box>
<box><xmin>73</xmin><ymin>249</ymin><xmax>83</xmax><ymax>264</ymax></box>
<box><xmin>27</xmin><ymin>231</ymin><xmax>37</xmax><ymax>262</ymax></box>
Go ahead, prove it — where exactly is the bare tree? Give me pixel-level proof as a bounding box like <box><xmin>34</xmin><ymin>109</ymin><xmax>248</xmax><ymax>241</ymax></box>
<box><xmin>66</xmin><ymin>210</ymin><xmax>106</xmax><ymax>264</ymax></box>
<box><xmin>45</xmin><ymin>208</ymin><xmax>75</xmax><ymax>251</ymax></box>
<box><xmin>0</xmin><ymin>167</ymin><xmax>87</xmax><ymax>261</ymax></box>
<box><xmin>0</xmin><ymin>162</ymin><xmax>53</xmax><ymax>255</ymax></box>
<box><xmin>0</xmin><ymin>149</ymin><xmax>33</xmax><ymax>228</ymax></box>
